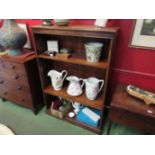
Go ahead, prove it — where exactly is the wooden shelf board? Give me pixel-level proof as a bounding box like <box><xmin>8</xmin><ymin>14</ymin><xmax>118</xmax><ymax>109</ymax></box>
<box><xmin>32</xmin><ymin>25</ymin><xmax>119</xmax><ymax>34</ymax></box>
<box><xmin>65</xmin><ymin>116</ymin><xmax>102</xmax><ymax>134</ymax></box>
<box><xmin>44</xmin><ymin>85</ymin><xmax>104</xmax><ymax>110</ymax></box>
<box><xmin>38</xmin><ymin>54</ymin><xmax>108</xmax><ymax>69</ymax></box>
<box><xmin>47</xmin><ymin>109</ymin><xmax>102</xmax><ymax>134</ymax></box>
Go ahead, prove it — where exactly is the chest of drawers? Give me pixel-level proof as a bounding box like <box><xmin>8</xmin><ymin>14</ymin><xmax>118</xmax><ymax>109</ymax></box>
<box><xmin>0</xmin><ymin>54</ymin><xmax>44</xmax><ymax>114</ymax></box>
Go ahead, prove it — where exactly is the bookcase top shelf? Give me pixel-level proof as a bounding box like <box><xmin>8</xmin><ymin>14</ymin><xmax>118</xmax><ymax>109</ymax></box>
<box><xmin>32</xmin><ymin>25</ymin><xmax>119</xmax><ymax>38</ymax></box>
<box><xmin>38</xmin><ymin>54</ymin><xmax>108</xmax><ymax>69</ymax></box>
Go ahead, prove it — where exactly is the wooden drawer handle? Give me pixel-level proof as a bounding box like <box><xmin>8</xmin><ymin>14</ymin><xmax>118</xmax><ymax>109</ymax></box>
<box><xmin>4</xmin><ymin>92</ymin><xmax>8</xmax><ymax>95</ymax></box>
<box><xmin>17</xmin><ymin>86</ymin><xmax>22</xmax><ymax>90</ymax></box>
<box><xmin>21</xmin><ymin>99</ymin><xmax>25</xmax><ymax>102</ymax></box>
<box><xmin>13</xmin><ymin>75</ymin><xmax>19</xmax><ymax>80</ymax></box>
<box><xmin>11</xmin><ymin>65</ymin><xmax>16</xmax><ymax>69</ymax></box>
<box><xmin>0</xmin><ymin>80</ymin><xmax>4</xmax><ymax>84</ymax></box>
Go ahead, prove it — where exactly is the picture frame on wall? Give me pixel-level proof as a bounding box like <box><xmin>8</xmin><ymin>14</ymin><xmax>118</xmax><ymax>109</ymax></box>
<box><xmin>18</xmin><ymin>23</ymin><xmax>32</xmax><ymax>49</ymax></box>
<box><xmin>129</xmin><ymin>19</ymin><xmax>155</xmax><ymax>50</ymax></box>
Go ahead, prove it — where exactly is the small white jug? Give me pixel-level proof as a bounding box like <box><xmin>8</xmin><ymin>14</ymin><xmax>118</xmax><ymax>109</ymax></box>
<box><xmin>84</xmin><ymin>77</ymin><xmax>104</xmax><ymax>100</ymax></box>
<box><xmin>67</xmin><ymin>76</ymin><xmax>84</xmax><ymax>96</ymax></box>
<box><xmin>71</xmin><ymin>101</ymin><xmax>83</xmax><ymax>114</ymax></box>
<box><xmin>47</xmin><ymin>70</ymin><xmax>68</xmax><ymax>91</ymax></box>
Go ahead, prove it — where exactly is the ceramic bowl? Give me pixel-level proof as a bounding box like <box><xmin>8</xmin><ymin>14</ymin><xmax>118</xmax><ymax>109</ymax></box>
<box><xmin>54</xmin><ymin>19</ymin><xmax>69</xmax><ymax>26</ymax></box>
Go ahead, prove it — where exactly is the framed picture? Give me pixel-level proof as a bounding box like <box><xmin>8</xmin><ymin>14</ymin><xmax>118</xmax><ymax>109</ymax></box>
<box><xmin>18</xmin><ymin>23</ymin><xmax>32</xmax><ymax>49</ymax></box>
<box><xmin>47</xmin><ymin>40</ymin><xmax>59</xmax><ymax>52</ymax></box>
<box><xmin>129</xmin><ymin>19</ymin><xmax>155</xmax><ymax>50</ymax></box>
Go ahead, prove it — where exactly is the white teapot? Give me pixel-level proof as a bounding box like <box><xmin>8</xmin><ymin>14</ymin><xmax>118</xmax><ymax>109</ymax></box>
<box><xmin>66</xmin><ymin>76</ymin><xmax>84</xmax><ymax>96</ymax></box>
<box><xmin>47</xmin><ymin>70</ymin><xmax>68</xmax><ymax>90</ymax></box>
<box><xmin>84</xmin><ymin>77</ymin><xmax>104</xmax><ymax>100</ymax></box>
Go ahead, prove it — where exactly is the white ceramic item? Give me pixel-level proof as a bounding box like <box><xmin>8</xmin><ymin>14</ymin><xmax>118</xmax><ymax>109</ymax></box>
<box><xmin>71</xmin><ymin>101</ymin><xmax>83</xmax><ymax>114</ymax></box>
<box><xmin>54</xmin><ymin>19</ymin><xmax>69</xmax><ymax>26</ymax></box>
<box><xmin>0</xmin><ymin>123</ymin><xmax>15</xmax><ymax>135</ymax></box>
<box><xmin>66</xmin><ymin>76</ymin><xmax>84</xmax><ymax>96</ymax></box>
<box><xmin>68</xmin><ymin>112</ymin><xmax>75</xmax><ymax>118</ymax></box>
<box><xmin>84</xmin><ymin>77</ymin><xmax>104</xmax><ymax>100</ymax></box>
<box><xmin>84</xmin><ymin>42</ymin><xmax>103</xmax><ymax>63</ymax></box>
<box><xmin>47</xmin><ymin>70</ymin><xmax>68</xmax><ymax>90</ymax></box>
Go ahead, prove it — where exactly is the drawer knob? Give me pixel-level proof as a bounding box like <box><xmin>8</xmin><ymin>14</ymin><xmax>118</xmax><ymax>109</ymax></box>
<box><xmin>0</xmin><ymin>80</ymin><xmax>4</xmax><ymax>84</ymax></box>
<box><xmin>13</xmin><ymin>75</ymin><xmax>19</xmax><ymax>80</ymax></box>
<box><xmin>21</xmin><ymin>99</ymin><xmax>25</xmax><ymax>102</ymax></box>
<box><xmin>4</xmin><ymin>92</ymin><xmax>8</xmax><ymax>95</ymax></box>
<box><xmin>17</xmin><ymin>86</ymin><xmax>22</xmax><ymax>90</ymax></box>
<box><xmin>11</xmin><ymin>65</ymin><xmax>16</xmax><ymax>69</ymax></box>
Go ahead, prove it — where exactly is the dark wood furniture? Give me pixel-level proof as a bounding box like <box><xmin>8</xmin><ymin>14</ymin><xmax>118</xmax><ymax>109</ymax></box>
<box><xmin>0</xmin><ymin>54</ymin><xmax>44</xmax><ymax>114</ymax></box>
<box><xmin>108</xmin><ymin>83</ymin><xmax>155</xmax><ymax>134</ymax></box>
<box><xmin>32</xmin><ymin>25</ymin><xmax>119</xmax><ymax>133</ymax></box>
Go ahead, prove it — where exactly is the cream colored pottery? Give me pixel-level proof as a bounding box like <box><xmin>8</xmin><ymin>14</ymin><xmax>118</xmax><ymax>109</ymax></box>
<box><xmin>67</xmin><ymin>76</ymin><xmax>84</xmax><ymax>96</ymax></box>
<box><xmin>48</xmin><ymin>70</ymin><xmax>68</xmax><ymax>90</ymax></box>
<box><xmin>84</xmin><ymin>77</ymin><xmax>104</xmax><ymax>100</ymax></box>
<box><xmin>85</xmin><ymin>42</ymin><xmax>103</xmax><ymax>63</ymax></box>
<box><xmin>54</xmin><ymin>19</ymin><xmax>69</xmax><ymax>26</ymax></box>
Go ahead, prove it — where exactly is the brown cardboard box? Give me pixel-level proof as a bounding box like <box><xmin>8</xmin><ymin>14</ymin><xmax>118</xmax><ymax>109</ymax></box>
<box><xmin>50</xmin><ymin>102</ymin><xmax>72</xmax><ymax>119</ymax></box>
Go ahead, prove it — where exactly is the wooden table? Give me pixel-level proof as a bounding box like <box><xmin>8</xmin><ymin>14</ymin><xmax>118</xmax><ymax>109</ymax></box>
<box><xmin>108</xmin><ymin>84</ymin><xmax>155</xmax><ymax>134</ymax></box>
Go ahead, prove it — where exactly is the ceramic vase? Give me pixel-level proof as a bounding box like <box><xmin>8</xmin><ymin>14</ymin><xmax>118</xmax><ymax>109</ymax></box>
<box><xmin>0</xmin><ymin>19</ymin><xmax>27</xmax><ymax>56</ymax></box>
<box><xmin>85</xmin><ymin>42</ymin><xmax>103</xmax><ymax>63</ymax></box>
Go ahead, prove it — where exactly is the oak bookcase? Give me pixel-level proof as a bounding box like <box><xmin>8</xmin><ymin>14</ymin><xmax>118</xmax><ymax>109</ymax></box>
<box><xmin>32</xmin><ymin>25</ymin><xmax>119</xmax><ymax>134</ymax></box>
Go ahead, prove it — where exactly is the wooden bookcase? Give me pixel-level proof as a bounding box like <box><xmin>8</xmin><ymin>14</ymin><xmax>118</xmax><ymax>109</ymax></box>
<box><xmin>32</xmin><ymin>25</ymin><xmax>119</xmax><ymax>134</ymax></box>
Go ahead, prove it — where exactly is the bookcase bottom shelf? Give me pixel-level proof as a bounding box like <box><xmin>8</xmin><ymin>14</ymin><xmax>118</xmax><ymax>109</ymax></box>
<box><xmin>47</xmin><ymin>110</ymin><xmax>102</xmax><ymax>134</ymax></box>
<box><xmin>65</xmin><ymin>116</ymin><xmax>102</xmax><ymax>134</ymax></box>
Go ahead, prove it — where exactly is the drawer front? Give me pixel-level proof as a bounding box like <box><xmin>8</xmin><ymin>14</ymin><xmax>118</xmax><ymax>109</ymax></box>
<box><xmin>0</xmin><ymin>77</ymin><xmax>30</xmax><ymax>94</ymax></box>
<box><xmin>0</xmin><ymin>59</ymin><xmax>25</xmax><ymax>74</ymax></box>
<box><xmin>0</xmin><ymin>71</ymin><xmax>28</xmax><ymax>86</ymax></box>
<box><xmin>0</xmin><ymin>59</ymin><xmax>28</xmax><ymax>84</ymax></box>
<box><xmin>0</xmin><ymin>77</ymin><xmax>33</xmax><ymax>106</ymax></box>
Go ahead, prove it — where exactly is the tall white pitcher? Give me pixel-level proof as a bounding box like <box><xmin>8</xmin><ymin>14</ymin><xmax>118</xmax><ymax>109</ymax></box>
<box><xmin>47</xmin><ymin>70</ymin><xmax>68</xmax><ymax>91</ymax></box>
<box><xmin>84</xmin><ymin>77</ymin><xmax>104</xmax><ymax>100</ymax></box>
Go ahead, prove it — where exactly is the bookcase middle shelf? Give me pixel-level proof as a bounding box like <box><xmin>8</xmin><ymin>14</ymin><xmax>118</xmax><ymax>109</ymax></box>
<box><xmin>43</xmin><ymin>85</ymin><xmax>104</xmax><ymax>110</ymax></box>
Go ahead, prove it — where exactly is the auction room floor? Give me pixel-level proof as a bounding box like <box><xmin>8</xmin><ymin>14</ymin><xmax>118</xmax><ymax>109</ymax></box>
<box><xmin>0</xmin><ymin>99</ymin><xmax>144</xmax><ymax>135</ymax></box>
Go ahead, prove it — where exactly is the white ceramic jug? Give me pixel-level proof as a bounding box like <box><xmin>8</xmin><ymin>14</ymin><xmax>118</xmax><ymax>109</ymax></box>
<box><xmin>84</xmin><ymin>77</ymin><xmax>104</xmax><ymax>100</ymax></box>
<box><xmin>47</xmin><ymin>70</ymin><xmax>68</xmax><ymax>90</ymax></box>
<box><xmin>71</xmin><ymin>101</ymin><xmax>83</xmax><ymax>114</ymax></box>
<box><xmin>66</xmin><ymin>76</ymin><xmax>84</xmax><ymax>96</ymax></box>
